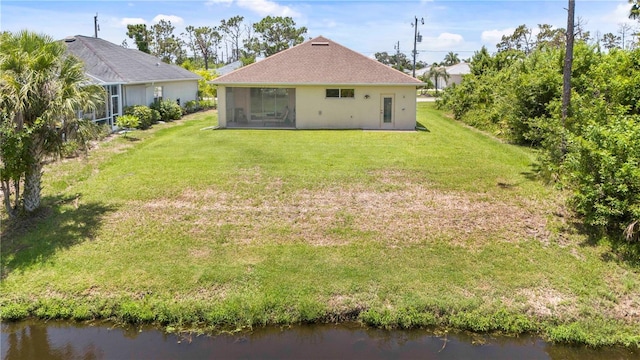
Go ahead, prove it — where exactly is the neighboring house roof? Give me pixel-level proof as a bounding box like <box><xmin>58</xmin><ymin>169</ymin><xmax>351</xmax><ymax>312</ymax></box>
<box><xmin>63</xmin><ymin>35</ymin><xmax>200</xmax><ymax>85</ymax></box>
<box><xmin>216</xmin><ymin>60</ymin><xmax>243</xmax><ymax>76</ymax></box>
<box><xmin>212</xmin><ymin>36</ymin><xmax>423</xmax><ymax>86</ymax></box>
<box><xmin>446</xmin><ymin>62</ymin><xmax>471</xmax><ymax>76</ymax></box>
<box><xmin>415</xmin><ymin>63</ymin><xmax>471</xmax><ymax>78</ymax></box>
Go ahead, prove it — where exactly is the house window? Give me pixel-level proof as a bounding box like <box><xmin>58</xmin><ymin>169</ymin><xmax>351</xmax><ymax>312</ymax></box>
<box><xmin>326</xmin><ymin>89</ymin><xmax>340</xmax><ymax>98</ymax></box>
<box><xmin>325</xmin><ymin>88</ymin><xmax>354</xmax><ymax>98</ymax></box>
<box><xmin>154</xmin><ymin>86</ymin><xmax>163</xmax><ymax>103</ymax></box>
<box><xmin>340</xmin><ymin>89</ymin><xmax>355</xmax><ymax>98</ymax></box>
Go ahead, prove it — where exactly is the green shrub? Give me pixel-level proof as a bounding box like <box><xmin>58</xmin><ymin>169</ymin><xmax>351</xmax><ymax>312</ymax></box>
<box><xmin>199</xmin><ymin>99</ymin><xmax>216</xmax><ymax>110</ymax></box>
<box><xmin>565</xmin><ymin>114</ymin><xmax>640</xmax><ymax>237</ymax></box>
<box><xmin>194</xmin><ymin>69</ymin><xmax>217</xmax><ymax>98</ymax></box>
<box><xmin>184</xmin><ymin>100</ymin><xmax>200</xmax><ymax>114</ymax></box>
<box><xmin>60</xmin><ymin>140</ymin><xmax>80</xmax><ymax>158</ymax></box>
<box><xmin>115</xmin><ymin>115</ymin><xmax>140</xmax><ymax>135</ymax></box>
<box><xmin>150</xmin><ymin>99</ymin><xmax>182</xmax><ymax>122</ymax></box>
<box><xmin>125</xmin><ymin>105</ymin><xmax>156</xmax><ymax>129</ymax></box>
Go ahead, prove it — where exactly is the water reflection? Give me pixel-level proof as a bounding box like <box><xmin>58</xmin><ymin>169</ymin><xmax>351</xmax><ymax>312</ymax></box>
<box><xmin>2</xmin><ymin>321</ymin><xmax>638</xmax><ymax>360</ymax></box>
<box><xmin>3</xmin><ymin>324</ymin><xmax>101</xmax><ymax>360</ymax></box>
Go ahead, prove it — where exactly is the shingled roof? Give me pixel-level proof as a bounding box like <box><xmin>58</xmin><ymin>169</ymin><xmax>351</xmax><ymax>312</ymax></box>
<box><xmin>212</xmin><ymin>36</ymin><xmax>422</xmax><ymax>86</ymax></box>
<box><xmin>63</xmin><ymin>35</ymin><xmax>200</xmax><ymax>84</ymax></box>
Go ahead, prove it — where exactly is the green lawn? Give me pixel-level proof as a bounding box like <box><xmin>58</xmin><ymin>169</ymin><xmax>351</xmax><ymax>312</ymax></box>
<box><xmin>2</xmin><ymin>103</ymin><xmax>639</xmax><ymax>346</ymax></box>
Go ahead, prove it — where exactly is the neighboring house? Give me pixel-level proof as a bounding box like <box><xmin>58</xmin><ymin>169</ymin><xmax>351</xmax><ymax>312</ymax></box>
<box><xmin>211</xmin><ymin>36</ymin><xmax>423</xmax><ymax>130</ymax></box>
<box><xmin>417</xmin><ymin>62</ymin><xmax>471</xmax><ymax>90</ymax></box>
<box><xmin>63</xmin><ymin>35</ymin><xmax>200</xmax><ymax>128</ymax></box>
<box><xmin>443</xmin><ymin>62</ymin><xmax>471</xmax><ymax>88</ymax></box>
<box><xmin>215</xmin><ymin>60</ymin><xmax>243</xmax><ymax>76</ymax></box>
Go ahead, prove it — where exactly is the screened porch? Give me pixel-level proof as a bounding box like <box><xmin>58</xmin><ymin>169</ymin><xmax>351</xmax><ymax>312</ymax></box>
<box><xmin>225</xmin><ymin>87</ymin><xmax>296</xmax><ymax>128</ymax></box>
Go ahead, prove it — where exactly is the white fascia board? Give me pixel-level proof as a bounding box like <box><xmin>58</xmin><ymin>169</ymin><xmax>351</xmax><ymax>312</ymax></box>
<box><xmin>210</xmin><ymin>82</ymin><xmax>422</xmax><ymax>87</ymax></box>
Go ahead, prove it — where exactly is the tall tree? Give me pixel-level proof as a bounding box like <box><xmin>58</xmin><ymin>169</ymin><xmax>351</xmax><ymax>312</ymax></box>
<box><xmin>618</xmin><ymin>23</ymin><xmax>635</xmax><ymax>50</ymax></box>
<box><xmin>469</xmin><ymin>46</ymin><xmax>493</xmax><ymax>76</ymax></box>
<box><xmin>574</xmin><ymin>17</ymin><xmax>591</xmax><ymax>42</ymax></box>
<box><xmin>497</xmin><ymin>25</ymin><xmax>535</xmax><ymax>54</ymax></box>
<box><xmin>0</xmin><ymin>31</ymin><xmax>104</xmax><ymax>216</ymax></box>
<box><xmin>442</xmin><ymin>51</ymin><xmax>460</xmax><ymax>66</ymax></box>
<box><xmin>220</xmin><ymin>16</ymin><xmax>245</xmax><ymax>63</ymax></box>
<box><xmin>126</xmin><ymin>24</ymin><xmax>151</xmax><ymax>53</ymax></box>
<box><xmin>240</xmin><ymin>23</ymin><xmax>257</xmax><ymax>65</ymax></box>
<box><xmin>251</xmin><ymin>16</ymin><xmax>307</xmax><ymax>57</ymax></box>
<box><xmin>374</xmin><ymin>51</ymin><xmax>410</xmax><ymax>70</ymax></box>
<box><xmin>601</xmin><ymin>32</ymin><xmax>622</xmax><ymax>50</ymax></box>
<box><xmin>428</xmin><ymin>64</ymin><xmax>449</xmax><ymax>94</ymax></box>
<box><xmin>150</xmin><ymin>20</ymin><xmax>184</xmax><ymax>63</ymax></box>
<box><xmin>185</xmin><ymin>26</ymin><xmax>221</xmax><ymax>70</ymax></box>
<box><xmin>536</xmin><ymin>24</ymin><xmax>566</xmax><ymax>49</ymax></box>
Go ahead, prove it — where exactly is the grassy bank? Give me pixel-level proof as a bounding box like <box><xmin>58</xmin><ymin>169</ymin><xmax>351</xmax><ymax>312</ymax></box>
<box><xmin>2</xmin><ymin>104</ymin><xmax>639</xmax><ymax>347</ymax></box>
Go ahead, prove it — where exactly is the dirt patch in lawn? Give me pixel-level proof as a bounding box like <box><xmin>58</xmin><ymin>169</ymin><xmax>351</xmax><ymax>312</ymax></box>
<box><xmin>515</xmin><ymin>288</ymin><xmax>576</xmax><ymax>319</ymax></box>
<box><xmin>129</xmin><ymin>182</ymin><xmax>553</xmax><ymax>248</ymax></box>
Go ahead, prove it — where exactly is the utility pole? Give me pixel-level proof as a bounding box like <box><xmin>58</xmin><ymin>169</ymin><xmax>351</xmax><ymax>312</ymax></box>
<box><xmin>94</xmin><ymin>13</ymin><xmax>100</xmax><ymax>38</ymax></box>
<box><xmin>412</xmin><ymin>16</ymin><xmax>424</xmax><ymax>77</ymax></box>
<box><xmin>561</xmin><ymin>0</ymin><xmax>575</xmax><ymax>157</ymax></box>
<box><xmin>394</xmin><ymin>41</ymin><xmax>400</xmax><ymax>70</ymax></box>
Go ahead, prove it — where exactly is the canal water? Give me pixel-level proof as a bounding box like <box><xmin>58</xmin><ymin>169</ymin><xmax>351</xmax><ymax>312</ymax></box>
<box><xmin>1</xmin><ymin>320</ymin><xmax>638</xmax><ymax>359</ymax></box>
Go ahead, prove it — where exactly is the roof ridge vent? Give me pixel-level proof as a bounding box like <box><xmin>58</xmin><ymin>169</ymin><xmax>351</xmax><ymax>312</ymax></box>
<box><xmin>64</xmin><ymin>36</ymin><xmax>77</xmax><ymax>42</ymax></box>
<box><xmin>311</xmin><ymin>42</ymin><xmax>329</xmax><ymax>46</ymax></box>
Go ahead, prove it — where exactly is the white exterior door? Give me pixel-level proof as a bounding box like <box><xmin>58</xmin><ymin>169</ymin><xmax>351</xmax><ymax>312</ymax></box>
<box><xmin>380</xmin><ymin>94</ymin><xmax>394</xmax><ymax>128</ymax></box>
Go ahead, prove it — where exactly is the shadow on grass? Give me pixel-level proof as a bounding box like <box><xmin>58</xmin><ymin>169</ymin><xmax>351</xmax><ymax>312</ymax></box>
<box><xmin>1</xmin><ymin>194</ymin><xmax>116</xmax><ymax>278</ymax></box>
<box><xmin>415</xmin><ymin>121</ymin><xmax>430</xmax><ymax>132</ymax></box>
<box><xmin>520</xmin><ymin>162</ymin><xmax>545</xmax><ymax>182</ymax></box>
<box><xmin>572</xmin><ymin>221</ymin><xmax>640</xmax><ymax>268</ymax></box>
<box><xmin>587</xmin><ymin>233</ymin><xmax>640</xmax><ymax>269</ymax></box>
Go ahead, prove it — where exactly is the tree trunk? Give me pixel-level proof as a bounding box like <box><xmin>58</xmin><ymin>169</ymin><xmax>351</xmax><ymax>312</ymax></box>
<box><xmin>23</xmin><ymin>162</ymin><xmax>42</xmax><ymax>213</ymax></box>
<box><xmin>1</xmin><ymin>179</ymin><xmax>16</xmax><ymax>218</ymax></box>
<box><xmin>561</xmin><ymin>0</ymin><xmax>575</xmax><ymax>156</ymax></box>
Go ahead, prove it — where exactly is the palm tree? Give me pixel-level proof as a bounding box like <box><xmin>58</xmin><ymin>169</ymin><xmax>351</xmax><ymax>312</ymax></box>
<box><xmin>442</xmin><ymin>51</ymin><xmax>460</xmax><ymax>66</ymax></box>
<box><xmin>0</xmin><ymin>30</ymin><xmax>104</xmax><ymax>216</ymax></box>
<box><xmin>631</xmin><ymin>0</ymin><xmax>640</xmax><ymax>20</ymax></box>
<box><xmin>428</xmin><ymin>65</ymin><xmax>450</xmax><ymax>95</ymax></box>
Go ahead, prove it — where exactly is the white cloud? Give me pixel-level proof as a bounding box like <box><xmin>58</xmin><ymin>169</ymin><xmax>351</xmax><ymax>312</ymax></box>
<box><xmin>481</xmin><ymin>28</ymin><xmax>515</xmax><ymax>44</ymax></box>
<box><xmin>152</xmin><ymin>14</ymin><xmax>184</xmax><ymax>25</ymax></box>
<box><xmin>236</xmin><ymin>0</ymin><xmax>301</xmax><ymax>18</ymax></box>
<box><xmin>119</xmin><ymin>17</ymin><xmax>146</xmax><ymax>27</ymax></box>
<box><xmin>205</xmin><ymin>0</ymin><xmax>233</xmax><ymax>6</ymax></box>
<box><xmin>423</xmin><ymin>32</ymin><xmax>465</xmax><ymax>51</ymax></box>
<box><xmin>438</xmin><ymin>32</ymin><xmax>463</xmax><ymax>41</ymax></box>
<box><xmin>602</xmin><ymin>3</ymin><xmax>634</xmax><ymax>25</ymax></box>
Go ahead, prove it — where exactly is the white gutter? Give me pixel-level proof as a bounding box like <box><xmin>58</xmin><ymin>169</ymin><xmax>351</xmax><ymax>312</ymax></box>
<box><xmin>209</xmin><ymin>82</ymin><xmax>422</xmax><ymax>87</ymax></box>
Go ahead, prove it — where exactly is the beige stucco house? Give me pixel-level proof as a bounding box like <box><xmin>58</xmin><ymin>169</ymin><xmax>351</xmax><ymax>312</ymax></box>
<box><xmin>64</xmin><ymin>35</ymin><xmax>200</xmax><ymax>129</ymax></box>
<box><xmin>211</xmin><ymin>36</ymin><xmax>423</xmax><ymax>130</ymax></box>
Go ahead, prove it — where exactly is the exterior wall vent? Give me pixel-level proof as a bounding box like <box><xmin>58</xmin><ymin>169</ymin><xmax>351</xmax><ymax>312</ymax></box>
<box><xmin>311</xmin><ymin>42</ymin><xmax>329</xmax><ymax>46</ymax></box>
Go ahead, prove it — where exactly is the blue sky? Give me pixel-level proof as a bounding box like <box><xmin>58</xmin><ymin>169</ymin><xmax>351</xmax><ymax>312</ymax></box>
<box><xmin>1</xmin><ymin>0</ymin><xmax>636</xmax><ymax>64</ymax></box>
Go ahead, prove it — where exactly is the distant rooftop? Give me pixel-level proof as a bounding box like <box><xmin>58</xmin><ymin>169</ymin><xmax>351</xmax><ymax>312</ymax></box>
<box><xmin>63</xmin><ymin>35</ymin><xmax>200</xmax><ymax>84</ymax></box>
<box><xmin>216</xmin><ymin>60</ymin><xmax>243</xmax><ymax>76</ymax></box>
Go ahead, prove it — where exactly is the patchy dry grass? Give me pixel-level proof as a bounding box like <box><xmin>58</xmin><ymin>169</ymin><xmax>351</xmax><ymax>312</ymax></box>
<box><xmin>1</xmin><ymin>105</ymin><xmax>639</xmax><ymax>346</ymax></box>
<box><xmin>132</xmin><ymin>184</ymin><xmax>551</xmax><ymax>248</ymax></box>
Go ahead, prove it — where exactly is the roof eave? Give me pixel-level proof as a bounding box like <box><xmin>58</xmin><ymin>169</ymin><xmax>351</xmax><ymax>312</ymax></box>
<box><xmin>123</xmin><ymin>77</ymin><xmax>201</xmax><ymax>85</ymax></box>
<box><xmin>210</xmin><ymin>82</ymin><xmax>422</xmax><ymax>87</ymax></box>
